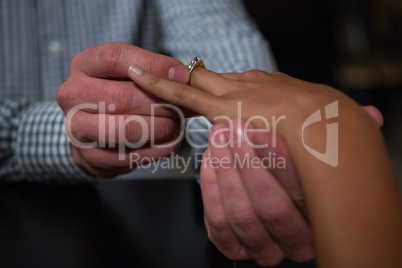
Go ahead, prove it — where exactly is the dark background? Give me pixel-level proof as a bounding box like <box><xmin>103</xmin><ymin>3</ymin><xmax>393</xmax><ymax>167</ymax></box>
<box><xmin>243</xmin><ymin>0</ymin><xmax>402</xmax><ymax>187</ymax></box>
<box><xmin>1</xmin><ymin>2</ymin><xmax>400</xmax><ymax>268</ymax></box>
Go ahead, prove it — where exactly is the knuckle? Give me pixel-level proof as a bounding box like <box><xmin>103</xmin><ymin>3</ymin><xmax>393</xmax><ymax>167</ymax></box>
<box><xmin>68</xmin><ymin>114</ymin><xmax>86</xmax><ymax>142</ymax></box>
<box><xmin>83</xmin><ymin>80</ymin><xmax>102</xmax><ymax>97</ymax></box>
<box><xmin>98</xmin><ymin>44</ymin><xmax>123</xmax><ymax>74</ymax></box>
<box><xmin>270</xmin><ymin>71</ymin><xmax>287</xmax><ymax>77</ymax></box>
<box><xmin>112</xmin><ymin>87</ymin><xmax>135</xmax><ymax>112</ymax></box>
<box><xmin>70</xmin><ymin>51</ymin><xmax>83</xmax><ymax>70</ymax></box>
<box><xmin>141</xmin><ymin>56</ymin><xmax>159</xmax><ymax>74</ymax></box>
<box><xmin>229</xmin><ymin>212</ymin><xmax>256</xmax><ymax>231</ymax></box>
<box><xmin>259</xmin><ymin>203</ymin><xmax>292</xmax><ymax>226</ymax></box>
<box><xmin>56</xmin><ymin>80</ymin><xmax>74</xmax><ymax>109</ymax></box>
<box><xmin>172</xmin><ymin>83</ymin><xmax>189</xmax><ymax>100</ymax></box>
<box><xmin>208</xmin><ymin>215</ymin><xmax>230</xmax><ymax>233</ymax></box>
<box><xmin>57</xmin><ymin>76</ymin><xmax>86</xmax><ymax>110</ymax></box>
<box><xmin>145</xmin><ymin>74</ymin><xmax>162</xmax><ymax>90</ymax></box>
<box><xmin>121</xmin><ymin>117</ymin><xmax>147</xmax><ymax>144</ymax></box>
<box><xmin>141</xmin><ymin>55</ymin><xmax>181</xmax><ymax>76</ymax></box>
<box><xmin>240</xmin><ymin>69</ymin><xmax>268</xmax><ymax>81</ymax></box>
<box><xmin>56</xmin><ymin>83</ymin><xmax>67</xmax><ymax>108</ymax></box>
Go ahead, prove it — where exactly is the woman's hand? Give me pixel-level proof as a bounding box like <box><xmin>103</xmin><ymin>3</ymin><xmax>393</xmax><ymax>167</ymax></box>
<box><xmin>127</xmin><ymin>65</ymin><xmax>385</xmax><ymax>183</ymax></box>
<box><xmin>128</xmin><ymin>65</ymin><xmax>401</xmax><ymax>268</ymax></box>
<box><xmin>127</xmin><ymin>65</ymin><xmax>382</xmax><ymax>143</ymax></box>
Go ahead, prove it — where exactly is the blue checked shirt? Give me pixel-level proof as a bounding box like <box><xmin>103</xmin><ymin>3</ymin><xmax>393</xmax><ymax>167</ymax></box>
<box><xmin>0</xmin><ymin>0</ymin><xmax>276</xmax><ymax>182</ymax></box>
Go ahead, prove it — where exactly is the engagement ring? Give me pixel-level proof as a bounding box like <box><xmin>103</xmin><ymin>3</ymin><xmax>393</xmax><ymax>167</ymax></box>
<box><xmin>188</xmin><ymin>56</ymin><xmax>205</xmax><ymax>75</ymax></box>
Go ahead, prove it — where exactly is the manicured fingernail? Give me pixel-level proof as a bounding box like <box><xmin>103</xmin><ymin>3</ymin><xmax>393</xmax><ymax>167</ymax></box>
<box><xmin>129</xmin><ymin>65</ymin><xmax>143</xmax><ymax>75</ymax></box>
<box><xmin>168</xmin><ymin>67</ymin><xmax>175</xmax><ymax>80</ymax></box>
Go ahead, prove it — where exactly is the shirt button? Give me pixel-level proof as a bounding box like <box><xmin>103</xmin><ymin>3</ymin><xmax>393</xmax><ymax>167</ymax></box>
<box><xmin>49</xmin><ymin>40</ymin><xmax>62</xmax><ymax>54</ymax></box>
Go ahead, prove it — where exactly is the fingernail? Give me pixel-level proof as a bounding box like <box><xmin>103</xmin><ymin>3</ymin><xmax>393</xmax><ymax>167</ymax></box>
<box><xmin>168</xmin><ymin>67</ymin><xmax>175</xmax><ymax>80</ymax></box>
<box><xmin>216</xmin><ymin>131</ymin><xmax>228</xmax><ymax>146</ymax></box>
<box><xmin>129</xmin><ymin>65</ymin><xmax>143</xmax><ymax>75</ymax></box>
<box><xmin>168</xmin><ymin>65</ymin><xmax>190</xmax><ymax>83</ymax></box>
<box><xmin>233</xmin><ymin>121</ymin><xmax>246</xmax><ymax>145</ymax></box>
<box><xmin>210</xmin><ymin>124</ymin><xmax>230</xmax><ymax>148</ymax></box>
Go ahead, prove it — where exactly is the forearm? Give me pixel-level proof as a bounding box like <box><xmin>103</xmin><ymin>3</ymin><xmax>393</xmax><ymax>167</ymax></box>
<box><xmin>285</xmin><ymin>98</ymin><xmax>402</xmax><ymax>268</ymax></box>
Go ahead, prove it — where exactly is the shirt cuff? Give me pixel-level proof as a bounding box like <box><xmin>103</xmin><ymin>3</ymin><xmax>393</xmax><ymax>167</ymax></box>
<box><xmin>12</xmin><ymin>101</ymin><xmax>95</xmax><ymax>183</ymax></box>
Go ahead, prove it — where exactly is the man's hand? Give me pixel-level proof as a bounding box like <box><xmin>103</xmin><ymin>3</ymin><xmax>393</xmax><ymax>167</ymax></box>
<box><xmin>56</xmin><ymin>42</ymin><xmax>189</xmax><ymax>178</ymax></box>
<box><xmin>200</xmin><ymin>120</ymin><xmax>314</xmax><ymax>266</ymax></box>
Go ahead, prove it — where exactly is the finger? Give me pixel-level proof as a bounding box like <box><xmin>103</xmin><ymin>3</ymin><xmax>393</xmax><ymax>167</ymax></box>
<box><xmin>200</xmin><ymin>148</ymin><xmax>246</xmax><ymax>260</ymax></box>
<box><xmin>253</xmin><ymin>130</ymin><xmax>307</xmax><ymax>217</ymax></box>
<box><xmin>168</xmin><ymin>65</ymin><xmax>212</xmax><ymax>118</ymax></box>
<box><xmin>66</xmin><ymin>111</ymin><xmax>181</xmax><ymax>146</ymax></box>
<box><xmin>72</xmin><ymin>42</ymin><xmax>187</xmax><ymax>83</ymax></box>
<box><xmin>60</xmin><ymin>78</ymin><xmax>194</xmax><ymax>118</ymax></box>
<box><xmin>127</xmin><ymin>65</ymin><xmax>220</xmax><ymax>117</ymax></box>
<box><xmin>231</xmin><ymin>121</ymin><xmax>314</xmax><ymax>263</ymax></box>
<box><xmin>73</xmin><ymin>146</ymin><xmax>134</xmax><ymax>178</ymax></box>
<box><xmin>218</xmin><ymin>72</ymin><xmax>242</xmax><ymax>80</ymax></box>
<box><xmin>168</xmin><ymin>64</ymin><xmax>237</xmax><ymax>96</ymax></box>
<box><xmin>70</xmin><ymin>145</ymin><xmax>132</xmax><ymax>178</ymax></box>
<box><xmin>189</xmin><ymin>67</ymin><xmax>237</xmax><ymax>96</ymax></box>
<box><xmin>252</xmin><ymin>122</ymin><xmax>314</xmax><ymax>261</ymax></box>
<box><xmin>209</xmin><ymin>124</ymin><xmax>284</xmax><ymax>265</ymax></box>
<box><xmin>167</xmin><ymin>65</ymin><xmax>190</xmax><ymax>84</ymax></box>
<box><xmin>363</xmin><ymin>105</ymin><xmax>384</xmax><ymax>127</ymax></box>
<box><xmin>74</xmin><ymin>137</ymin><xmax>182</xmax><ymax>178</ymax></box>
<box><xmin>59</xmin><ymin>79</ymin><xmax>185</xmax><ymax>117</ymax></box>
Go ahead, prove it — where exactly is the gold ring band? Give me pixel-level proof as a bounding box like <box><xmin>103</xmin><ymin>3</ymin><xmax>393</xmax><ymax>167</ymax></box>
<box><xmin>188</xmin><ymin>56</ymin><xmax>205</xmax><ymax>75</ymax></box>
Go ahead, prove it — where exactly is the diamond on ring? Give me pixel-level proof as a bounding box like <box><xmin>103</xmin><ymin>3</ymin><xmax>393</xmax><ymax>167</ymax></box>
<box><xmin>188</xmin><ymin>56</ymin><xmax>205</xmax><ymax>75</ymax></box>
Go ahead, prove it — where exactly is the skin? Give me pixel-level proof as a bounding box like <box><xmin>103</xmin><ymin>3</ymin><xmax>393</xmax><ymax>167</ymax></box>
<box><xmin>57</xmin><ymin>42</ymin><xmax>318</xmax><ymax>263</ymax></box>
<box><xmin>127</xmin><ymin>65</ymin><xmax>402</xmax><ymax>267</ymax></box>
<box><xmin>56</xmin><ymin>42</ymin><xmax>189</xmax><ymax>178</ymax></box>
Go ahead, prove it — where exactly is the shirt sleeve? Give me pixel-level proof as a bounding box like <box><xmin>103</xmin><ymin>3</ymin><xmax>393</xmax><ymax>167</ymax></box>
<box><xmin>0</xmin><ymin>100</ymin><xmax>94</xmax><ymax>183</ymax></box>
<box><xmin>154</xmin><ymin>0</ymin><xmax>277</xmax><ymax>73</ymax></box>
